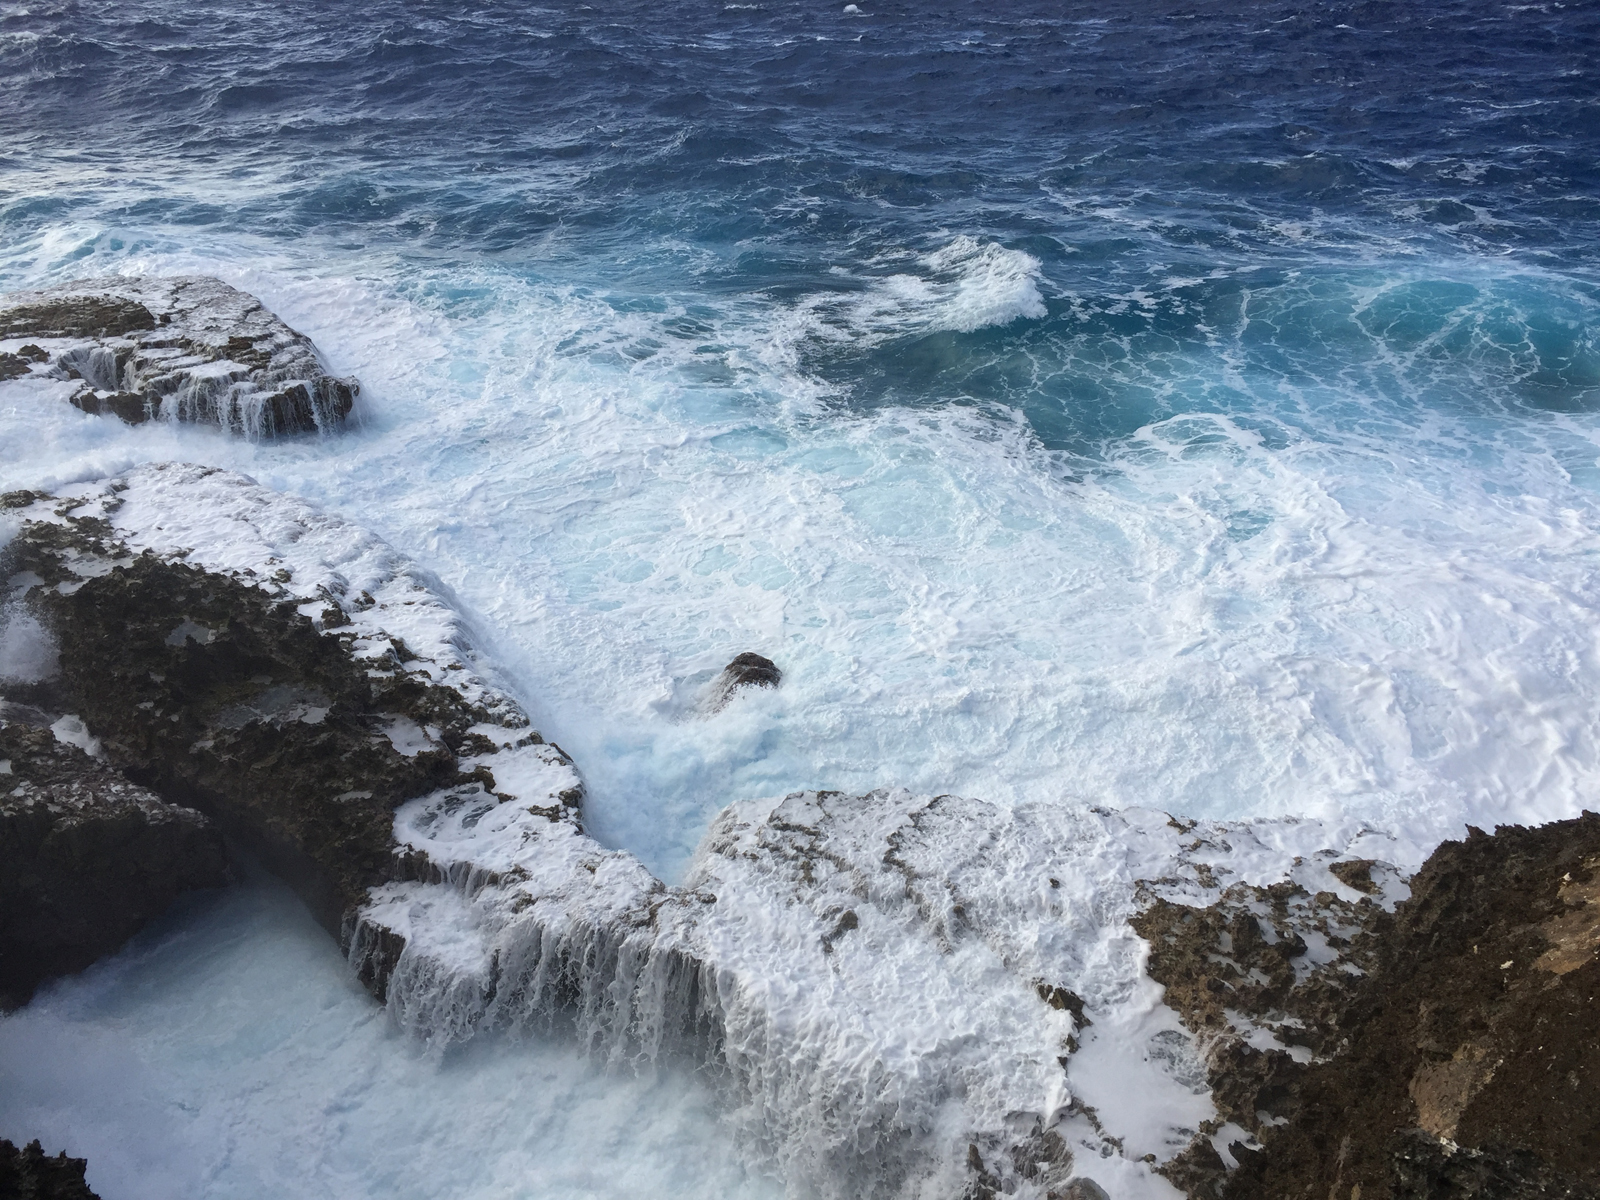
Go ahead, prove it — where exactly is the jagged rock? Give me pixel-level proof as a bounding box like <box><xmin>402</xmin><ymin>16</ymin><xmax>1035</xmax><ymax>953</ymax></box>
<box><xmin>0</xmin><ymin>1138</ymin><xmax>100</xmax><ymax>1200</ymax></box>
<box><xmin>1</xmin><ymin>465</ymin><xmax>580</xmax><ymax>942</ymax></box>
<box><xmin>0</xmin><ymin>276</ymin><xmax>357</xmax><ymax>436</ymax></box>
<box><xmin>1134</xmin><ymin>873</ymin><xmax>1393</xmax><ymax>1196</ymax></box>
<box><xmin>351</xmin><ymin>779</ymin><xmax>1395</xmax><ymax>1199</ymax></box>
<box><xmin>0</xmin><ymin>711</ymin><xmax>227</xmax><ymax>1010</ymax></box>
<box><xmin>1139</xmin><ymin>814</ymin><xmax>1600</xmax><ymax>1200</ymax></box>
<box><xmin>704</xmin><ymin>651</ymin><xmax>781</xmax><ymax>712</ymax></box>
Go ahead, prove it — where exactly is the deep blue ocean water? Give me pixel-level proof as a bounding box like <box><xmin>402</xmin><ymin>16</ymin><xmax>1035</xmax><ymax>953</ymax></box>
<box><xmin>5</xmin><ymin>0</ymin><xmax>1597</xmax><ymax>451</ymax></box>
<box><xmin>3</xmin><ymin>3</ymin><xmax>1600</xmax><ymax>1198</ymax></box>
<box><xmin>6</xmin><ymin>0</ymin><xmax>1600</xmax><ymax>891</ymax></box>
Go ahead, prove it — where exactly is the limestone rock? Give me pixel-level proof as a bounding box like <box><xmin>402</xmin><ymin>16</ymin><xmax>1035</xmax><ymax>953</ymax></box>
<box><xmin>0</xmin><ymin>710</ymin><xmax>227</xmax><ymax>1010</ymax></box>
<box><xmin>0</xmin><ymin>276</ymin><xmax>357</xmax><ymax>436</ymax></box>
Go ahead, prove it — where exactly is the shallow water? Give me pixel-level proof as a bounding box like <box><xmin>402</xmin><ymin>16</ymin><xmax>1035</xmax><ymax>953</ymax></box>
<box><xmin>2</xmin><ymin>0</ymin><xmax>1598</xmax><ymax>1192</ymax></box>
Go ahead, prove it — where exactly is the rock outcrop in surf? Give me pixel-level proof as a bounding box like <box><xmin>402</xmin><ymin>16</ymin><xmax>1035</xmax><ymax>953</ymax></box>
<box><xmin>0</xmin><ymin>276</ymin><xmax>357</xmax><ymax>436</ymax></box>
<box><xmin>704</xmin><ymin>651</ymin><xmax>782</xmax><ymax>713</ymax></box>
<box><xmin>350</xmin><ymin>780</ymin><xmax>1400</xmax><ymax>1200</ymax></box>
<box><xmin>0</xmin><ymin>1138</ymin><xmax>101</xmax><ymax>1200</ymax></box>
<box><xmin>1</xmin><ymin>469</ymin><xmax>577</xmax><ymax>941</ymax></box>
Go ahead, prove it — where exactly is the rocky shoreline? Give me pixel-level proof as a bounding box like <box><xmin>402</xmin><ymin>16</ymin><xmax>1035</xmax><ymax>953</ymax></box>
<box><xmin>1</xmin><ymin>280</ymin><xmax>1596</xmax><ymax>1200</ymax></box>
<box><xmin>5</xmin><ymin>465</ymin><xmax>1598</xmax><ymax>1200</ymax></box>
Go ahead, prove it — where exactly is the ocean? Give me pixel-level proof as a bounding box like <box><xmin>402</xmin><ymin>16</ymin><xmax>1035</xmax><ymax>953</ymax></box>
<box><xmin>1</xmin><ymin>0</ymin><xmax>1597</xmax><ymax>1195</ymax></box>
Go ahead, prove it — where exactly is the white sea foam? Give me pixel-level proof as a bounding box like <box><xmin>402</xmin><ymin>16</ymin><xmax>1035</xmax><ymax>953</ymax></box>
<box><xmin>778</xmin><ymin>235</ymin><xmax>1048</xmax><ymax>351</ymax></box>
<box><xmin>5</xmin><ymin>239</ymin><xmax>1600</xmax><ymax>886</ymax></box>
<box><xmin>0</xmin><ymin>603</ymin><xmax>58</xmax><ymax>683</ymax></box>
<box><xmin>5</xmin><ymin>231</ymin><xmax>1600</xmax><ymax>1194</ymax></box>
<box><xmin>0</xmin><ymin>881</ymin><xmax>781</xmax><ymax>1200</ymax></box>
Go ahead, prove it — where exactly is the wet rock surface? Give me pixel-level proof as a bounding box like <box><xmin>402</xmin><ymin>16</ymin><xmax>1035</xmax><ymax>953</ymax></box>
<box><xmin>1139</xmin><ymin>815</ymin><xmax>1600</xmax><ymax>1200</ymax></box>
<box><xmin>704</xmin><ymin>651</ymin><xmax>781</xmax><ymax>712</ymax></box>
<box><xmin>0</xmin><ymin>1138</ymin><xmax>101</xmax><ymax>1200</ymax></box>
<box><xmin>351</xmin><ymin>781</ymin><xmax>1411</xmax><ymax>1199</ymax></box>
<box><xmin>1</xmin><ymin>467</ymin><xmax>577</xmax><ymax>944</ymax></box>
<box><xmin>0</xmin><ymin>709</ymin><xmax>227</xmax><ymax>1010</ymax></box>
<box><xmin>0</xmin><ymin>276</ymin><xmax>357</xmax><ymax>436</ymax></box>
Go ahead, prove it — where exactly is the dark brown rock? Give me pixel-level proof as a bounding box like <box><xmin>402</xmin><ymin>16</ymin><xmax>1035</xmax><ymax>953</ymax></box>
<box><xmin>1138</xmin><ymin>816</ymin><xmax>1600</xmax><ymax>1200</ymax></box>
<box><xmin>0</xmin><ymin>1139</ymin><xmax>101</xmax><ymax>1200</ymax></box>
<box><xmin>3</xmin><ymin>496</ymin><xmax>532</xmax><ymax>939</ymax></box>
<box><xmin>0</xmin><ymin>716</ymin><xmax>227</xmax><ymax>1010</ymax></box>
<box><xmin>705</xmin><ymin>651</ymin><xmax>782</xmax><ymax>712</ymax></box>
<box><xmin>0</xmin><ymin>294</ymin><xmax>158</xmax><ymax>340</ymax></box>
<box><xmin>67</xmin><ymin>389</ymin><xmax>149</xmax><ymax>424</ymax></box>
<box><xmin>0</xmin><ymin>344</ymin><xmax>45</xmax><ymax>381</ymax></box>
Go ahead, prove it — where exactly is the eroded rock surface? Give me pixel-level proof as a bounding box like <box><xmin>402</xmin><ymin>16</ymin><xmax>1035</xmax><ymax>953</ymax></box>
<box><xmin>0</xmin><ymin>276</ymin><xmax>357</xmax><ymax>436</ymax></box>
<box><xmin>0</xmin><ymin>708</ymin><xmax>227</xmax><ymax>1010</ymax></box>
<box><xmin>1139</xmin><ymin>815</ymin><xmax>1600</xmax><ymax>1200</ymax></box>
<box><xmin>352</xmin><ymin>777</ymin><xmax>1398</xmax><ymax>1200</ymax></box>
<box><xmin>0</xmin><ymin>1138</ymin><xmax>101</xmax><ymax>1200</ymax></box>
<box><xmin>1</xmin><ymin>466</ymin><xmax>579</xmax><ymax>939</ymax></box>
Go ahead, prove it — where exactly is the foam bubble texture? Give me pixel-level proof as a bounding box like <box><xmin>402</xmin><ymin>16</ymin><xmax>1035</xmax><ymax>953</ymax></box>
<box><xmin>5</xmin><ymin>249</ymin><xmax>1600</xmax><ymax>887</ymax></box>
<box><xmin>0</xmin><ymin>880</ymin><xmax>781</xmax><ymax>1200</ymax></box>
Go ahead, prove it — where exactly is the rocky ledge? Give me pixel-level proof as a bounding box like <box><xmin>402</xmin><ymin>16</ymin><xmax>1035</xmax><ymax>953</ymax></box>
<box><xmin>0</xmin><ymin>1138</ymin><xmax>101</xmax><ymax>1200</ymax></box>
<box><xmin>0</xmin><ymin>703</ymin><xmax>227</xmax><ymax>1010</ymax></box>
<box><xmin>0</xmin><ymin>276</ymin><xmax>357</xmax><ymax>436</ymax></box>
<box><xmin>1</xmin><ymin>467</ymin><xmax>578</xmax><ymax>942</ymax></box>
<box><xmin>5</xmin><ymin>463</ymin><xmax>1597</xmax><ymax>1200</ymax></box>
<box><xmin>1141</xmin><ymin>814</ymin><xmax>1600</xmax><ymax>1200</ymax></box>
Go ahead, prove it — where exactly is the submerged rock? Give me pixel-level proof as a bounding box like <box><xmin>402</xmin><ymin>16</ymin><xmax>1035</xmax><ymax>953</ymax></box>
<box><xmin>0</xmin><ymin>276</ymin><xmax>357</xmax><ymax>436</ymax></box>
<box><xmin>704</xmin><ymin>651</ymin><xmax>781</xmax><ymax>712</ymax></box>
<box><xmin>0</xmin><ymin>708</ymin><xmax>227</xmax><ymax>1010</ymax></box>
<box><xmin>0</xmin><ymin>1138</ymin><xmax>100</xmax><ymax>1200</ymax></box>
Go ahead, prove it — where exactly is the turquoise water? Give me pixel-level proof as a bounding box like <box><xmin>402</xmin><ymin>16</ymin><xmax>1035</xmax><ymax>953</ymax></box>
<box><xmin>2</xmin><ymin>2</ymin><xmax>1598</xmax><ymax>1194</ymax></box>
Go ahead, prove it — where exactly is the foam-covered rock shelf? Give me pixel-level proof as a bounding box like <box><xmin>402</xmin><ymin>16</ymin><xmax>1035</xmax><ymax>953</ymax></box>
<box><xmin>359</xmin><ymin>780</ymin><xmax>1417</xmax><ymax>1199</ymax></box>
<box><xmin>0</xmin><ymin>277</ymin><xmax>357</xmax><ymax>436</ymax></box>
<box><xmin>1</xmin><ymin>466</ymin><xmax>580</xmax><ymax>938</ymax></box>
<box><xmin>5</xmin><ymin>464</ymin><xmax>1596</xmax><ymax>1200</ymax></box>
